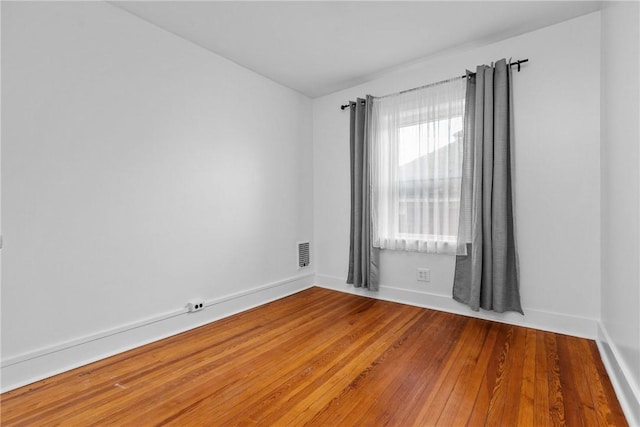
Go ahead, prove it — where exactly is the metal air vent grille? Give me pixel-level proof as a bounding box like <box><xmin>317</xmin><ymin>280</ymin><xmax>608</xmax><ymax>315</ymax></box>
<box><xmin>298</xmin><ymin>241</ymin><xmax>310</xmax><ymax>268</ymax></box>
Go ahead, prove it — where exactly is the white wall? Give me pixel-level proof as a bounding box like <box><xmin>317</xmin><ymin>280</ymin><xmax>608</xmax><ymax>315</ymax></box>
<box><xmin>600</xmin><ymin>1</ymin><xmax>640</xmax><ymax>423</ymax></box>
<box><xmin>1</xmin><ymin>2</ymin><xmax>313</xmax><ymax>390</ymax></box>
<box><xmin>313</xmin><ymin>13</ymin><xmax>601</xmax><ymax>337</ymax></box>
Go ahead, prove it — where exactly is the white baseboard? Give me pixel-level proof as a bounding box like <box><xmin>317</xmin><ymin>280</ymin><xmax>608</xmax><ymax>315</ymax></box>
<box><xmin>597</xmin><ymin>323</ymin><xmax>640</xmax><ymax>426</ymax></box>
<box><xmin>0</xmin><ymin>273</ymin><xmax>315</xmax><ymax>393</ymax></box>
<box><xmin>315</xmin><ymin>274</ymin><xmax>598</xmax><ymax>339</ymax></box>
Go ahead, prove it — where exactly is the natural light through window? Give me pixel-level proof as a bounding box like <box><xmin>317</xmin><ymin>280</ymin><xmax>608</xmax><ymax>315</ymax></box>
<box><xmin>396</xmin><ymin>117</ymin><xmax>463</xmax><ymax>242</ymax></box>
<box><xmin>398</xmin><ymin>117</ymin><xmax>463</xmax><ymax>166</ymax></box>
<box><xmin>370</xmin><ymin>77</ymin><xmax>466</xmax><ymax>254</ymax></box>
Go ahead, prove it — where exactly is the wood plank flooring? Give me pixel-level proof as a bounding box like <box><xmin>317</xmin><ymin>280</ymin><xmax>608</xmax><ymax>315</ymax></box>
<box><xmin>0</xmin><ymin>287</ymin><xmax>627</xmax><ymax>426</ymax></box>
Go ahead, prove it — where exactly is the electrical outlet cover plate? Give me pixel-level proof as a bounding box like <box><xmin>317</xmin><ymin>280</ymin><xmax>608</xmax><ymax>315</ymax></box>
<box><xmin>417</xmin><ymin>268</ymin><xmax>430</xmax><ymax>282</ymax></box>
<box><xmin>187</xmin><ymin>300</ymin><xmax>205</xmax><ymax>312</ymax></box>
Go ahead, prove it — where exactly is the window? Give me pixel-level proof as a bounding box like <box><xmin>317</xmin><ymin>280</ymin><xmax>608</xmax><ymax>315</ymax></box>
<box><xmin>370</xmin><ymin>78</ymin><xmax>466</xmax><ymax>254</ymax></box>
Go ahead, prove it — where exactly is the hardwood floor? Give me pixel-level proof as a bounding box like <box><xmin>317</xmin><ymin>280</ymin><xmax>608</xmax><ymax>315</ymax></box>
<box><xmin>1</xmin><ymin>287</ymin><xmax>627</xmax><ymax>426</ymax></box>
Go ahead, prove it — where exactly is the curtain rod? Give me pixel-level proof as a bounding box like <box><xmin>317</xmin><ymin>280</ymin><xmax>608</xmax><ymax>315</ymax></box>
<box><xmin>339</xmin><ymin>58</ymin><xmax>528</xmax><ymax>110</ymax></box>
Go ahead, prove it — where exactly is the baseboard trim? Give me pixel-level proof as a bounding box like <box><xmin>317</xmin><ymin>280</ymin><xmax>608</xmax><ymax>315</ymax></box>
<box><xmin>596</xmin><ymin>323</ymin><xmax>640</xmax><ymax>426</ymax></box>
<box><xmin>315</xmin><ymin>274</ymin><xmax>598</xmax><ymax>339</ymax></box>
<box><xmin>0</xmin><ymin>273</ymin><xmax>315</xmax><ymax>393</ymax></box>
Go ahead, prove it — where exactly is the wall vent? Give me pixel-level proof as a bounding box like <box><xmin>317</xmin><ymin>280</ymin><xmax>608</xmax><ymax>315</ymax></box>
<box><xmin>297</xmin><ymin>241</ymin><xmax>310</xmax><ymax>268</ymax></box>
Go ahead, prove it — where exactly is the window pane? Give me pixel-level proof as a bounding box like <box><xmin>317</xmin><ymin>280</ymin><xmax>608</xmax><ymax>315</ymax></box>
<box><xmin>370</xmin><ymin>77</ymin><xmax>466</xmax><ymax>254</ymax></box>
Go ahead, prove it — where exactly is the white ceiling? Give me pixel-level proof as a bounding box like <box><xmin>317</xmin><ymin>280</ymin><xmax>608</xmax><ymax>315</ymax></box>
<box><xmin>112</xmin><ymin>1</ymin><xmax>602</xmax><ymax>98</ymax></box>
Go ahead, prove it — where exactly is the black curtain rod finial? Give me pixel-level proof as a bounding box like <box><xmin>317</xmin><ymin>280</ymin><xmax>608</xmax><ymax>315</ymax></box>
<box><xmin>513</xmin><ymin>58</ymin><xmax>528</xmax><ymax>72</ymax></box>
<box><xmin>341</xmin><ymin>100</ymin><xmax>366</xmax><ymax>110</ymax></box>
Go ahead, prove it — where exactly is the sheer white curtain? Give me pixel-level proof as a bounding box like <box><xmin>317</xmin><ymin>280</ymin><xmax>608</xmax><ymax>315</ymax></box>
<box><xmin>370</xmin><ymin>77</ymin><xmax>466</xmax><ymax>254</ymax></box>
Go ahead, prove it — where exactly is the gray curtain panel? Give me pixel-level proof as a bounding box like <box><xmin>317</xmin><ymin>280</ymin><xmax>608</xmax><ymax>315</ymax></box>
<box><xmin>347</xmin><ymin>96</ymin><xmax>379</xmax><ymax>290</ymax></box>
<box><xmin>453</xmin><ymin>59</ymin><xmax>523</xmax><ymax>314</ymax></box>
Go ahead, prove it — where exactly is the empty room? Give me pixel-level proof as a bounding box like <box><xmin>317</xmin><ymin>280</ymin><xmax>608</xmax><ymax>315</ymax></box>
<box><xmin>1</xmin><ymin>1</ymin><xmax>639</xmax><ymax>425</ymax></box>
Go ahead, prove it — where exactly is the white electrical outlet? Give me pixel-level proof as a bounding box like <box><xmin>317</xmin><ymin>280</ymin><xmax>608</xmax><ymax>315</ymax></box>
<box><xmin>417</xmin><ymin>268</ymin><xmax>430</xmax><ymax>282</ymax></box>
<box><xmin>187</xmin><ymin>300</ymin><xmax>205</xmax><ymax>312</ymax></box>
